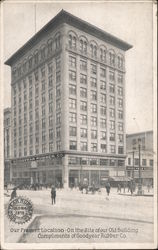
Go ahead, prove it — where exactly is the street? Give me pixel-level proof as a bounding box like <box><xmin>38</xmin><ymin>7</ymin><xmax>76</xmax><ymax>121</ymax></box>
<box><xmin>4</xmin><ymin>187</ymin><xmax>154</xmax><ymax>243</ymax></box>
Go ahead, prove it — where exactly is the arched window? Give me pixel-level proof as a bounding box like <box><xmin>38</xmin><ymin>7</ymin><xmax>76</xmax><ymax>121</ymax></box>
<box><xmin>41</xmin><ymin>45</ymin><xmax>46</xmax><ymax>60</ymax></box>
<box><xmin>80</xmin><ymin>37</ymin><xmax>87</xmax><ymax>53</ymax></box>
<box><xmin>48</xmin><ymin>39</ymin><xmax>53</xmax><ymax>54</ymax></box>
<box><xmin>34</xmin><ymin>50</ymin><xmax>39</xmax><ymax>65</ymax></box>
<box><xmin>55</xmin><ymin>33</ymin><xmax>61</xmax><ymax>50</ymax></box>
<box><xmin>100</xmin><ymin>47</ymin><xmax>107</xmax><ymax>62</ymax></box>
<box><xmin>28</xmin><ymin>55</ymin><xmax>33</xmax><ymax>69</ymax></box>
<box><xmin>90</xmin><ymin>41</ymin><xmax>98</xmax><ymax>58</ymax></box>
<box><xmin>118</xmin><ymin>54</ymin><xmax>124</xmax><ymax>69</ymax></box>
<box><xmin>23</xmin><ymin>60</ymin><xmax>27</xmax><ymax>73</ymax></box>
<box><xmin>68</xmin><ymin>31</ymin><xmax>77</xmax><ymax>49</ymax></box>
<box><xmin>109</xmin><ymin>50</ymin><xmax>115</xmax><ymax>66</ymax></box>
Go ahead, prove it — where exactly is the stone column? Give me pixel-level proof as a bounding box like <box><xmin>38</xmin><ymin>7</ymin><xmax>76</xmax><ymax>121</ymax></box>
<box><xmin>62</xmin><ymin>155</ymin><xmax>69</xmax><ymax>188</ymax></box>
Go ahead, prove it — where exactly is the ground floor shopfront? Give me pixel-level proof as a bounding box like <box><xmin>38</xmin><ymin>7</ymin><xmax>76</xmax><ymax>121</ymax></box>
<box><xmin>9</xmin><ymin>152</ymin><xmax>126</xmax><ymax>188</ymax></box>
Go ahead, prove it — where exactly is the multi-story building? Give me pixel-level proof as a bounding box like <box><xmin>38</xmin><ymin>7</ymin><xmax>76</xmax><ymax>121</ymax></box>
<box><xmin>4</xmin><ymin>108</ymin><xmax>11</xmax><ymax>184</ymax></box>
<box><xmin>5</xmin><ymin>10</ymin><xmax>132</xmax><ymax>187</ymax></box>
<box><xmin>126</xmin><ymin>131</ymin><xmax>153</xmax><ymax>185</ymax></box>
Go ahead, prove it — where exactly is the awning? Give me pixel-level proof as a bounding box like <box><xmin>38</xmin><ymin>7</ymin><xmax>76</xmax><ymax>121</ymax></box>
<box><xmin>110</xmin><ymin>176</ymin><xmax>132</xmax><ymax>182</ymax></box>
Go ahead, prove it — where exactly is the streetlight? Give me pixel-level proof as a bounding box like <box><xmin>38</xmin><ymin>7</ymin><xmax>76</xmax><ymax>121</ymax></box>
<box><xmin>137</xmin><ymin>138</ymin><xmax>143</xmax><ymax>195</ymax></box>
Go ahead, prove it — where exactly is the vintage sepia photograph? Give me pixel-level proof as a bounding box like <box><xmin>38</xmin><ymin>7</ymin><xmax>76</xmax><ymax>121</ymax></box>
<box><xmin>0</xmin><ymin>0</ymin><xmax>157</xmax><ymax>249</ymax></box>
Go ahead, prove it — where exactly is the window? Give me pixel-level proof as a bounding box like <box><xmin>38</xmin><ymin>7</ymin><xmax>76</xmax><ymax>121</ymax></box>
<box><xmin>56</xmin><ymin>141</ymin><xmax>61</xmax><ymax>151</ymax></box>
<box><xmin>110</xmin><ymin>145</ymin><xmax>115</xmax><ymax>153</ymax></box>
<box><xmin>80</xmin><ymin>87</ymin><xmax>87</xmax><ymax>98</ymax></box>
<box><xmin>100</xmin><ymin>67</ymin><xmax>106</xmax><ymax>77</ymax></box>
<box><xmin>90</xmin><ymin>44</ymin><xmax>97</xmax><ymax>58</ymax></box>
<box><xmin>118</xmin><ymin>160</ymin><xmax>124</xmax><ymax>167</ymax></box>
<box><xmin>69</xmin><ymin>98</ymin><xmax>76</xmax><ymax>109</ymax></box>
<box><xmin>110</xmin><ymin>120</ymin><xmax>115</xmax><ymax>130</ymax></box>
<box><xmin>49</xmin><ymin>129</ymin><xmax>53</xmax><ymax>141</ymax></box>
<box><xmin>101</xmin><ymin>131</ymin><xmax>106</xmax><ymax>140</ymax></box>
<box><xmin>56</xmin><ymin>127</ymin><xmax>61</xmax><ymax>139</ymax></box>
<box><xmin>110</xmin><ymin>96</ymin><xmax>115</xmax><ymax>106</ymax></box>
<box><xmin>118</xmin><ymin>87</ymin><xmax>123</xmax><ymax>96</ymax></box>
<box><xmin>56</xmin><ymin>85</ymin><xmax>61</xmax><ymax>97</ymax></box>
<box><xmin>91</xmin><ymin>90</ymin><xmax>97</xmax><ymax>101</ymax></box>
<box><xmin>42</xmin><ymin>80</ymin><xmax>46</xmax><ymax>91</ymax></box>
<box><xmin>56</xmin><ymin>56</ymin><xmax>61</xmax><ymax>69</ymax></box>
<box><xmin>109</xmin><ymin>51</ymin><xmax>115</xmax><ymax>66</ymax></box>
<box><xmin>80</xmin><ymin>114</ymin><xmax>87</xmax><ymax>125</ymax></box>
<box><xmin>100</xmin><ymin>93</ymin><xmax>106</xmax><ymax>103</ymax></box>
<box><xmin>91</xmin><ymin>116</ymin><xmax>97</xmax><ymax>127</ymax></box>
<box><xmin>55</xmin><ymin>34</ymin><xmax>61</xmax><ymax>50</ymax></box>
<box><xmin>56</xmin><ymin>71</ymin><xmax>61</xmax><ymax>83</ymax></box>
<box><xmin>35</xmin><ymin>120</ymin><xmax>39</xmax><ymax>131</ymax></box>
<box><xmin>69</xmin><ymin>112</ymin><xmax>77</xmax><ymax>123</ymax></box>
<box><xmin>110</xmin><ymin>108</ymin><xmax>115</xmax><ymax>118</ymax></box>
<box><xmin>91</xmin><ymin>64</ymin><xmax>97</xmax><ymax>74</ymax></box>
<box><xmin>118</xmin><ymin>122</ymin><xmax>123</xmax><ymax>131</ymax></box>
<box><xmin>80</xmin><ymin>74</ymin><xmax>87</xmax><ymax>84</ymax></box>
<box><xmin>135</xmin><ymin>158</ymin><xmax>139</xmax><ymax>165</ymax></box>
<box><xmin>118</xmin><ymin>146</ymin><xmax>124</xmax><ymax>154</ymax></box>
<box><xmin>80</xmin><ymin>60</ymin><xmax>87</xmax><ymax>71</ymax></box>
<box><xmin>110</xmin><ymin>132</ymin><xmax>115</xmax><ymax>141</ymax></box>
<box><xmin>100</xmin><ymin>118</ymin><xmax>106</xmax><ymax>128</ymax></box>
<box><xmin>42</xmin><ymin>131</ymin><xmax>46</xmax><ymax>143</ymax></box>
<box><xmin>80</xmin><ymin>142</ymin><xmax>87</xmax><ymax>151</ymax></box>
<box><xmin>100</xmin><ymin>159</ymin><xmax>108</xmax><ymax>166</ymax></box>
<box><xmin>80</xmin><ymin>128</ymin><xmax>87</xmax><ymax>138</ymax></box>
<box><xmin>128</xmin><ymin>158</ymin><xmax>131</xmax><ymax>165</ymax></box>
<box><xmin>91</xmin><ymin>103</ymin><xmax>97</xmax><ymax>113</ymax></box>
<box><xmin>118</xmin><ymin>110</ymin><xmax>123</xmax><ymax>119</ymax></box>
<box><xmin>49</xmin><ymin>102</ymin><xmax>53</xmax><ymax>113</ymax></box>
<box><xmin>101</xmin><ymin>144</ymin><xmax>107</xmax><ymax>153</ymax></box>
<box><xmin>49</xmin><ymin>143</ymin><xmax>54</xmax><ymax>152</ymax></box>
<box><xmin>35</xmin><ymin>134</ymin><xmax>39</xmax><ymax>144</ymax></box>
<box><xmin>69</xmin><ymin>56</ymin><xmax>76</xmax><ymax>68</ymax></box>
<box><xmin>69</xmin><ymin>141</ymin><xmax>77</xmax><ymax>150</ymax></box>
<box><xmin>56</xmin><ymin>99</ymin><xmax>61</xmax><ymax>110</ymax></box>
<box><xmin>118</xmin><ymin>56</ymin><xmax>123</xmax><ymax>69</ymax></box>
<box><xmin>91</xmin><ymin>143</ymin><xmax>97</xmax><ymax>152</ymax></box>
<box><xmin>42</xmin><ymin>93</ymin><xmax>46</xmax><ymax>103</ymax></box>
<box><xmin>100</xmin><ymin>106</ymin><xmax>106</xmax><ymax>116</ymax></box>
<box><xmin>41</xmin><ymin>67</ymin><xmax>45</xmax><ymax>78</ymax></box>
<box><xmin>69</xmin><ymin>85</ymin><xmax>76</xmax><ymax>95</ymax></box>
<box><xmin>56</xmin><ymin>113</ymin><xmax>61</xmax><ymax>125</ymax></box>
<box><xmin>49</xmin><ymin>115</ymin><xmax>53</xmax><ymax>127</ymax></box>
<box><xmin>109</xmin><ymin>71</ymin><xmax>115</xmax><ymax>81</ymax></box>
<box><xmin>80</xmin><ymin>101</ymin><xmax>87</xmax><ymax>111</ymax></box>
<box><xmin>118</xmin><ymin>98</ymin><xmax>123</xmax><ymax>108</ymax></box>
<box><xmin>48</xmin><ymin>76</ymin><xmax>53</xmax><ymax>88</ymax></box>
<box><xmin>109</xmin><ymin>84</ymin><xmax>115</xmax><ymax>93</ymax></box>
<box><xmin>118</xmin><ymin>134</ymin><xmax>123</xmax><ymax>142</ymax></box>
<box><xmin>49</xmin><ymin>90</ymin><xmax>53</xmax><ymax>100</ymax></box>
<box><xmin>42</xmin><ymin>118</ymin><xmax>46</xmax><ymax>129</ymax></box>
<box><xmin>100</xmin><ymin>48</ymin><xmax>106</xmax><ymax>62</ymax></box>
<box><xmin>90</xmin><ymin>158</ymin><xmax>98</xmax><ymax>165</ymax></box>
<box><xmin>69</xmin><ymin>126</ymin><xmax>77</xmax><ymax>136</ymax></box>
<box><xmin>149</xmin><ymin>159</ymin><xmax>153</xmax><ymax>166</ymax></box>
<box><xmin>48</xmin><ymin>40</ymin><xmax>53</xmax><ymax>54</ymax></box>
<box><xmin>69</xmin><ymin>34</ymin><xmax>76</xmax><ymax>49</ymax></box>
<box><xmin>100</xmin><ymin>80</ymin><xmax>106</xmax><ymax>90</ymax></box>
<box><xmin>80</xmin><ymin>40</ymin><xmax>87</xmax><ymax>53</ymax></box>
<box><xmin>91</xmin><ymin>130</ymin><xmax>97</xmax><ymax>139</ymax></box>
<box><xmin>91</xmin><ymin>77</ymin><xmax>97</xmax><ymax>88</ymax></box>
<box><xmin>48</xmin><ymin>62</ymin><xmax>53</xmax><ymax>74</ymax></box>
<box><xmin>69</xmin><ymin>70</ymin><xmax>76</xmax><ymax>81</ymax></box>
<box><xmin>142</xmin><ymin>159</ymin><xmax>146</xmax><ymax>166</ymax></box>
<box><xmin>118</xmin><ymin>74</ymin><xmax>123</xmax><ymax>84</ymax></box>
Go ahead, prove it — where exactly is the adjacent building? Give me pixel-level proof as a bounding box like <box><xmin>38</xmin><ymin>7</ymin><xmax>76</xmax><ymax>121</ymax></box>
<box><xmin>5</xmin><ymin>10</ymin><xmax>132</xmax><ymax>187</ymax></box>
<box><xmin>4</xmin><ymin>108</ymin><xmax>11</xmax><ymax>184</ymax></box>
<box><xmin>126</xmin><ymin>131</ymin><xmax>153</xmax><ymax>185</ymax></box>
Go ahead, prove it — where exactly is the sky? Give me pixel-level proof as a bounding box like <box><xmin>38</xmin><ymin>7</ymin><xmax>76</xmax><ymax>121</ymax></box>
<box><xmin>2</xmin><ymin>1</ymin><xmax>154</xmax><ymax>134</ymax></box>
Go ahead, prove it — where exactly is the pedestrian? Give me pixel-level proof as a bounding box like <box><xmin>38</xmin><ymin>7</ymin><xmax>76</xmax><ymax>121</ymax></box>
<box><xmin>105</xmin><ymin>182</ymin><xmax>111</xmax><ymax>199</ymax></box>
<box><xmin>117</xmin><ymin>184</ymin><xmax>121</xmax><ymax>193</ymax></box>
<box><xmin>51</xmin><ymin>185</ymin><xmax>56</xmax><ymax>205</ymax></box>
<box><xmin>130</xmin><ymin>181</ymin><xmax>133</xmax><ymax>195</ymax></box>
<box><xmin>10</xmin><ymin>187</ymin><xmax>17</xmax><ymax>200</ymax></box>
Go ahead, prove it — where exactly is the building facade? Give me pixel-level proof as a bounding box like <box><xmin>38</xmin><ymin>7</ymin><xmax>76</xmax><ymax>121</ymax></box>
<box><xmin>4</xmin><ymin>108</ymin><xmax>12</xmax><ymax>184</ymax></box>
<box><xmin>126</xmin><ymin>131</ymin><xmax>153</xmax><ymax>185</ymax></box>
<box><xmin>5</xmin><ymin>10</ymin><xmax>132</xmax><ymax>187</ymax></box>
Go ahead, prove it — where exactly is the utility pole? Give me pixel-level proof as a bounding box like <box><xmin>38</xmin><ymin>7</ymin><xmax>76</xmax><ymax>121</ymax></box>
<box><xmin>137</xmin><ymin>138</ymin><xmax>143</xmax><ymax>195</ymax></box>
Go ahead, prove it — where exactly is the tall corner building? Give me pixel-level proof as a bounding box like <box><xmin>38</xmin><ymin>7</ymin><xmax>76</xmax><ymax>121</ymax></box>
<box><xmin>5</xmin><ymin>10</ymin><xmax>132</xmax><ymax>187</ymax></box>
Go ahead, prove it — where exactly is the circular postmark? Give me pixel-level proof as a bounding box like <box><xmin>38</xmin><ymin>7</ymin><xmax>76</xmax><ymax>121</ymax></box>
<box><xmin>7</xmin><ymin>196</ymin><xmax>33</xmax><ymax>224</ymax></box>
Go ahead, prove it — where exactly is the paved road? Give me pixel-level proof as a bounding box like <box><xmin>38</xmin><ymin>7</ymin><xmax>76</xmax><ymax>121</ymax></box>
<box><xmin>4</xmin><ymin>188</ymin><xmax>154</xmax><ymax>243</ymax></box>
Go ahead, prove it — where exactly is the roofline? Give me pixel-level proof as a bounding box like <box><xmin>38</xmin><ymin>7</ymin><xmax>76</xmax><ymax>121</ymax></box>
<box><xmin>5</xmin><ymin>9</ymin><xmax>133</xmax><ymax>66</ymax></box>
<box><xmin>126</xmin><ymin>130</ymin><xmax>153</xmax><ymax>137</ymax></box>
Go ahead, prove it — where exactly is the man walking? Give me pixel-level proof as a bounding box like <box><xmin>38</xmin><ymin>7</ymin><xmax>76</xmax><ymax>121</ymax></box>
<box><xmin>105</xmin><ymin>182</ymin><xmax>111</xmax><ymax>200</ymax></box>
<box><xmin>51</xmin><ymin>185</ymin><xmax>56</xmax><ymax>205</ymax></box>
